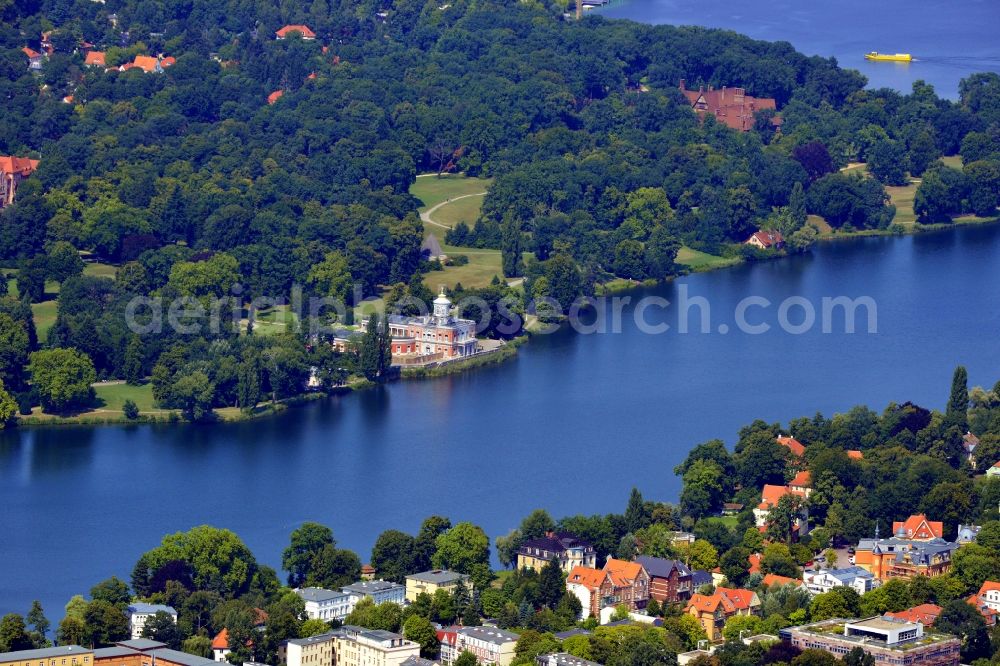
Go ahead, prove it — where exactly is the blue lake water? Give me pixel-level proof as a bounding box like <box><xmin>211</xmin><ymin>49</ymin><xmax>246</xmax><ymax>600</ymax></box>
<box><xmin>600</xmin><ymin>0</ymin><xmax>1000</xmax><ymax>98</ymax></box>
<box><xmin>3</xmin><ymin>224</ymin><xmax>1000</xmax><ymax>618</ymax></box>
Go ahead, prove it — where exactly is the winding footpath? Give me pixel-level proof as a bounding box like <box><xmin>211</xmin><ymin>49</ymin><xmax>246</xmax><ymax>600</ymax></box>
<box><xmin>419</xmin><ymin>192</ymin><xmax>487</xmax><ymax>229</ymax></box>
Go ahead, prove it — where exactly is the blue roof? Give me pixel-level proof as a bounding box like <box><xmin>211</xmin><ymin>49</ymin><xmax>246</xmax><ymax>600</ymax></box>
<box><xmin>635</xmin><ymin>556</ymin><xmax>691</xmax><ymax>579</ymax></box>
<box><xmin>127</xmin><ymin>603</ymin><xmax>176</xmax><ymax>615</ymax></box>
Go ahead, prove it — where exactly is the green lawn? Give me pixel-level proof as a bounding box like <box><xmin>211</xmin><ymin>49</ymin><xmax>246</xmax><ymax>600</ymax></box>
<box><xmin>249</xmin><ymin>305</ymin><xmax>298</xmax><ymax>336</ymax></box>
<box><xmin>84</xmin><ymin>262</ymin><xmax>118</xmax><ymax>278</ymax></box>
<box><xmin>31</xmin><ymin>300</ymin><xmax>58</xmax><ymax>339</ymax></box>
<box><xmin>676</xmin><ymin>246</ymin><xmax>740</xmax><ymax>271</ymax></box>
<box><xmin>411</xmin><ymin>173</ymin><xmax>493</xmax><ymax>212</ymax></box>
<box><xmin>408</xmin><ymin>174</ymin><xmax>510</xmax><ymax>290</ymax></box>
<box><xmin>93</xmin><ymin>382</ymin><xmax>157</xmax><ymax>411</ymax></box>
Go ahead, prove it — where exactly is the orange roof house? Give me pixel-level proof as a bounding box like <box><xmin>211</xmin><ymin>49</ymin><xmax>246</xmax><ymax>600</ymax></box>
<box><xmin>131</xmin><ymin>55</ymin><xmax>160</xmax><ymax>72</ymax></box>
<box><xmin>160</xmin><ymin>56</ymin><xmax>176</xmax><ymax>68</ymax></box>
<box><xmin>566</xmin><ymin>566</ymin><xmax>614</xmax><ymax>619</ymax></box>
<box><xmin>276</xmin><ymin>25</ymin><xmax>316</xmax><ymax>40</ymax></box>
<box><xmin>685</xmin><ymin>587</ymin><xmax>759</xmax><ymax>641</ymax></box>
<box><xmin>892</xmin><ymin>514</ymin><xmax>943</xmax><ymax>541</ymax></box>
<box><xmin>847</xmin><ymin>449</ymin><xmax>864</xmax><ymax>460</ymax></box>
<box><xmin>762</xmin><ymin>573</ymin><xmax>802</xmax><ymax>588</ymax></box>
<box><xmin>746</xmin><ymin>230</ymin><xmax>785</xmax><ymax>250</ymax></box>
<box><xmin>603</xmin><ymin>558</ymin><xmax>651</xmax><ymax>611</ymax></box>
<box><xmin>84</xmin><ymin>51</ymin><xmax>106</xmax><ymax>67</ymax></box>
<box><xmin>679</xmin><ymin>80</ymin><xmax>777</xmax><ymax>132</ymax></box>
<box><xmin>754</xmin><ymin>483</ymin><xmax>810</xmax><ymax>535</ymax></box>
<box><xmin>886</xmin><ymin>603</ymin><xmax>942</xmax><ymax>626</ymax></box>
<box><xmin>22</xmin><ymin>47</ymin><xmax>45</xmax><ymax>70</ymax></box>
<box><xmin>0</xmin><ymin>156</ymin><xmax>40</xmax><ymax>208</ymax></box>
<box><xmin>974</xmin><ymin>581</ymin><xmax>1000</xmax><ymax>621</ymax></box>
<box><xmin>267</xmin><ymin>90</ymin><xmax>284</xmax><ymax>105</ymax></box>
<box><xmin>776</xmin><ymin>435</ymin><xmax>804</xmax><ymax>456</ymax></box>
<box><xmin>789</xmin><ymin>470</ymin><xmax>811</xmax><ymax>492</ymax></box>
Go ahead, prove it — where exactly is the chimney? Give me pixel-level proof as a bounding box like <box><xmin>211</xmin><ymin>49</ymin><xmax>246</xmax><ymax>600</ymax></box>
<box><xmin>679</xmin><ymin>79</ymin><xmax>686</xmax><ymax>91</ymax></box>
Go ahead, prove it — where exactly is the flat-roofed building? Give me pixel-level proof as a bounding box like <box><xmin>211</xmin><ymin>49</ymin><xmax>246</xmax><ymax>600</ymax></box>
<box><xmin>781</xmin><ymin>616</ymin><xmax>960</xmax><ymax>666</ymax></box>
<box><xmin>0</xmin><ymin>646</ymin><xmax>94</xmax><ymax>666</ymax></box>
<box><xmin>285</xmin><ymin>627</ymin><xmax>419</xmax><ymax>666</ymax></box>
<box><xmin>126</xmin><ymin>605</ymin><xmax>177</xmax><ymax>640</ymax></box>
<box><xmin>93</xmin><ymin>639</ymin><xmax>217</xmax><ymax>666</ymax></box>
<box><xmin>536</xmin><ymin>654</ymin><xmax>602</xmax><ymax>666</ymax></box>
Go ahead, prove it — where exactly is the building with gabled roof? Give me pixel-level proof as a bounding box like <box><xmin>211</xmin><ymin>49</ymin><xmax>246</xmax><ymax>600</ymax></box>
<box><xmin>886</xmin><ymin>603</ymin><xmax>942</xmax><ymax>626</ymax></box>
<box><xmin>975</xmin><ymin>581</ymin><xmax>1000</xmax><ymax>613</ymax></box>
<box><xmin>746</xmin><ymin>230</ymin><xmax>785</xmax><ymax>250</ymax></box>
<box><xmin>517</xmin><ymin>531</ymin><xmax>596</xmax><ymax>573</ymax></box>
<box><xmin>679</xmin><ymin>80</ymin><xmax>777</xmax><ymax>132</ymax></box>
<box><xmin>892</xmin><ymin>514</ymin><xmax>943</xmax><ymax>541</ymax></box>
<box><xmin>854</xmin><ymin>537</ymin><xmax>957</xmax><ymax>580</ymax></box>
<box><xmin>276</xmin><ymin>25</ymin><xmax>316</xmax><ymax>39</ymax></box>
<box><xmin>804</xmin><ymin>567</ymin><xmax>878</xmax><ymax>596</ymax></box>
<box><xmin>405</xmin><ymin>569</ymin><xmax>471</xmax><ymax>602</ymax></box>
<box><xmin>22</xmin><ymin>47</ymin><xmax>45</xmax><ymax>70</ymax></box>
<box><xmin>776</xmin><ymin>435</ymin><xmax>804</xmax><ymax>456</ymax></box>
<box><xmin>685</xmin><ymin>587</ymin><xmax>759</xmax><ymax>641</ymax></box>
<box><xmin>84</xmin><ymin>51</ymin><xmax>106</xmax><ymax>66</ymax></box>
<box><xmin>847</xmin><ymin>449</ymin><xmax>864</xmax><ymax>460</ymax></box>
<box><xmin>634</xmin><ymin>556</ymin><xmax>692</xmax><ymax>604</ymax></box>
<box><xmin>126</xmin><ymin>604</ymin><xmax>177</xmax><ymax>639</ymax></box>
<box><xmin>0</xmin><ymin>156</ymin><xmax>39</xmax><ymax>208</ymax></box>
<box><xmin>754</xmin><ymin>483</ymin><xmax>810</xmax><ymax>535</ymax></box>
<box><xmin>0</xmin><ymin>646</ymin><xmax>94</xmax><ymax>666</ymax></box>
<box><xmin>603</xmin><ymin>558</ymin><xmax>650</xmax><ymax>610</ymax></box>
<box><xmin>761</xmin><ymin>573</ymin><xmax>803</xmax><ymax>588</ymax></box>
<box><xmin>454</xmin><ymin>626</ymin><xmax>520</xmax><ymax>666</ymax></box>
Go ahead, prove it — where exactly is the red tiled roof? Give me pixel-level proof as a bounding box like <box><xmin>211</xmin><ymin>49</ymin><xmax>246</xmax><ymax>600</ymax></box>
<box><xmin>679</xmin><ymin>82</ymin><xmax>777</xmax><ymax>132</ymax></box>
<box><xmin>276</xmin><ymin>25</ymin><xmax>316</xmax><ymax>39</ymax></box>
<box><xmin>978</xmin><ymin>581</ymin><xmax>1000</xmax><ymax>595</ymax></box>
<box><xmin>22</xmin><ymin>47</ymin><xmax>42</xmax><ymax>59</ymax></box>
<box><xmin>748</xmin><ymin>230</ymin><xmax>785</xmax><ymax>248</ymax></box>
<box><xmin>686</xmin><ymin>592</ymin><xmax>735</xmax><ymax>614</ymax></box>
<box><xmin>160</xmin><ymin>56</ymin><xmax>176</xmax><ymax>68</ymax></box>
<box><xmin>211</xmin><ymin>629</ymin><xmax>229</xmax><ymax>650</ymax></box>
<box><xmin>762</xmin><ymin>573</ymin><xmax>801</xmax><ymax>587</ymax></box>
<box><xmin>758</xmin><ymin>484</ymin><xmax>805</xmax><ymax>510</ymax></box>
<box><xmin>789</xmin><ymin>470</ymin><xmax>811</xmax><ymax>488</ymax></box>
<box><xmin>84</xmin><ymin>51</ymin><xmax>106</xmax><ymax>66</ymax></box>
<box><xmin>776</xmin><ymin>435</ymin><xmax>804</xmax><ymax>456</ymax></box>
<box><xmin>267</xmin><ymin>90</ymin><xmax>284</xmax><ymax>104</ymax></box>
<box><xmin>718</xmin><ymin>587</ymin><xmax>756</xmax><ymax>611</ymax></box>
<box><xmin>747</xmin><ymin>553</ymin><xmax>761</xmax><ymax>575</ymax></box>
<box><xmin>0</xmin><ymin>156</ymin><xmax>40</xmax><ymax>176</ymax></box>
<box><xmin>847</xmin><ymin>449</ymin><xmax>864</xmax><ymax>460</ymax></box>
<box><xmin>604</xmin><ymin>558</ymin><xmax>645</xmax><ymax>587</ymax></box>
<box><xmin>567</xmin><ymin>566</ymin><xmax>608</xmax><ymax>591</ymax></box>
<box><xmin>892</xmin><ymin>514</ymin><xmax>943</xmax><ymax>540</ymax></box>
<box><xmin>887</xmin><ymin>604</ymin><xmax>942</xmax><ymax>626</ymax></box>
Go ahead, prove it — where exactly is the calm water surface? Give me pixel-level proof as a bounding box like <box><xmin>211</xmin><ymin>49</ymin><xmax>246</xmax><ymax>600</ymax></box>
<box><xmin>3</xmin><ymin>225</ymin><xmax>1000</xmax><ymax>616</ymax></box>
<box><xmin>600</xmin><ymin>0</ymin><xmax>1000</xmax><ymax>98</ymax></box>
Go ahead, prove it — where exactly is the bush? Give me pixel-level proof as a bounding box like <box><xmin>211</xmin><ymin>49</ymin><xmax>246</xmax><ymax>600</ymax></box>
<box><xmin>123</xmin><ymin>399</ymin><xmax>140</xmax><ymax>420</ymax></box>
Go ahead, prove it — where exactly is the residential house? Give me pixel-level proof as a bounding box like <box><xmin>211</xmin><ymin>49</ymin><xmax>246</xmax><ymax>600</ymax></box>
<box><xmin>781</xmin><ymin>617</ymin><xmax>960</xmax><ymax>666</ymax></box>
<box><xmin>967</xmin><ymin>587</ymin><xmax>998</xmax><ymax>627</ymax></box>
<box><xmin>854</xmin><ymin>538</ymin><xmax>957</xmax><ymax>580</ymax></box>
<box><xmin>745</xmin><ymin>231</ymin><xmax>785</xmax><ymax>250</ymax></box>
<box><xmin>0</xmin><ymin>156</ymin><xmax>40</xmax><ymax>208</ymax></box>
<box><xmin>847</xmin><ymin>450</ymin><xmax>864</xmax><ymax>460</ymax></box>
<box><xmin>436</xmin><ymin>627</ymin><xmax>460</xmax><ymax>664</ymax></box>
<box><xmin>634</xmin><ymin>556</ymin><xmax>692</xmax><ymax>604</ymax></box>
<box><xmin>987</xmin><ymin>461</ymin><xmax>1000</xmax><ymax>477</ymax></box>
<box><xmin>691</xmin><ymin>570</ymin><xmax>713</xmax><ymax>589</ymax></box>
<box><xmin>776</xmin><ymin>435</ymin><xmax>805</xmax><ymax>457</ymax></box>
<box><xmin>517</xmin><ymin>531</ymin><xmax>596</xmax><ymax>573</ymax></box>
<box><xmin>93</xmin><ymin>639</ymin><xmax>217</xmax><ymax>666</ymax></box>
<box><xmin>678</xmin><ymin>80</ymin><xmax>777</xmax><ymax>132</ymax></box>
<box><xmin>450</xmin><ymin>626</ymin><xmax>519</xmax><ymax>666</ymax></box>
<box><xmin>0</xmin><ymin>646</ymin><xmax>94</xmax><ymax>666</ymax></box>
<box><xmin>684</xmin><ymin>587</ymin><xmax>760</xmax><ymax>641</ymax></box>
<box><xmin>891</xmin><ymin>514</ymin><xmax>943</xmax><ymax>541</ymax></box>
<box><xmin>753</xmin><ymin>484</ymin><xmax>810</xmax><ymax>535</ymax></box>
<box><xmin>22</xmin><ymin>47</ymin><xmax>45</xmax><ymax>70</ymax></box>
<box><xmin>285</xmin><ymin>627</ymin><xmax>419</xmax><ymax>666</ymax></box>
<box><xmin>671</xmin><ymin>532</ymin><xmax>697</xmax><ymax>547</ymax></box>
<box><xmin>536</xmin><ymin>655</ymin><xmax>603</xmax><ymax>666</ymax></box>
<box><xmin>275</xmin><ymin>25</ymin><xmax>316</xmax><ymax>40</ymax></box>
<box><xmin>788</xmin><ymin>470</ymin><xmax>811</xmax><ymax>495</ymax></box>
<box><xmin>886</xmin><ymin>603</ymin><xmax>942</xmax><ymax>626</ymax></box>
<box><xmin>603</xmin><ymin>558</ymin><xmax>650</xmax><ymax>610</ymax></box>
<box><xmin>804</xmin><ymin>567</ymin><xmax>878</xmax><ymax>595</ymax></box>
<box><xmin>126</xmin><ymin>604</ymin><xmax>177</xmax><ymax>639</ymax></box>
<box><xmin>294</xmin><ymin>587</ymin><xmax>353</xmax><ymax>621</ymax></box>
<box><xmin>120</xmin><ymin>55</ymin><xmax>172</xmax><ymax>73</ymax></box>
<box><xmin>267</xmin><ymin>90</ymin><xmax>283</xmax><ymax>104</ymax></box>
<box><xmin>361</xmin><ymin>565</ymin><xmax>376</xmax><ymax>580</ymax></box>
<box><xmin>211</xmin><ymin>630</ymin><xmax>229</xmax><ymax>662</ymax></box>
<box><xmin>956</xmin><ymin>524</ymin><xmax>981</xmax><ymax>544</ymax></box>
<box><xmin>566</xmin><ymin>567</ymin><xmax>615</xmax><ymax>620</ymax></box>
<box><xmin>84</xmin><ymin>51</ymin><xmax>106</xmax><ymax>67</ymax></box>
<box><xmin>761</xmin><ymin>573</ymin><xmax>803</xmax><ymax>589</ymax></box>
<box><xmin>405</xmin><ymin>569</ymin><xmax>471</xmax><ymax>602</ymax></box>
<box><xmin>963</xmin><ymin>432</ymin><xmax>979</xmax><ymax>466</ymax></box>
<box><xmin>387</xmin><ymin>290</ymin><xmax>477</xmax><ymax>360</ymax></box>
<box><xmin>721</xmin><ymin>503</ymin><xmax>744</xmax><ymax>516</ymax></box>
<box><xmin>341</xmin><ymin>580</ymin><xmax>405</xmax><ymax>606</ymax></box>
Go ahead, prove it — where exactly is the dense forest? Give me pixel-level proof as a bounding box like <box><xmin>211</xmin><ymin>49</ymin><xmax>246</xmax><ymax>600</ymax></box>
<box><xmin>1</xmin><ymin>0</ymin><xmax>999</xmax><ymax>417</ymax></box>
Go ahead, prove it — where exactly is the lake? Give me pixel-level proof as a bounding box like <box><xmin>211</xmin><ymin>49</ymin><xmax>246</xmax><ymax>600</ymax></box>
<box><xmin>599</xmin><ymin>0</ymin><xmax>1000</xmax><ymax>99</ymax></box>
<box><xmin>3</xmin><ymin>224</ymin><xmax>1000</xmax><ymax>617</ymax></box>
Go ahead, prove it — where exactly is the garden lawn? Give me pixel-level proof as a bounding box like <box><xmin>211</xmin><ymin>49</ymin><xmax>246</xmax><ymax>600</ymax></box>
<box><xmin>676</xmin><ymin>246</ymin><xmax>740</xmax><ymax>271</ymax></box>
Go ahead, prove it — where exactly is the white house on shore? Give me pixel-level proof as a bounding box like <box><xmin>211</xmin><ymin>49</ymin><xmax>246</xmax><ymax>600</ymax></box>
<box><xmin>126</xmin><ymin>603</ymin><xmax>177</xmax><ymax>639</ymax></box>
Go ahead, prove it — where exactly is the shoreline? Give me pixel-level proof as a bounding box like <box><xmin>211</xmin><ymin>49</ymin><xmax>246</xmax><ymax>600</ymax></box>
<box><xmin>9</xmin><ymin>214</ymin><xmax>997</xmax><ymax>431</ymax></box>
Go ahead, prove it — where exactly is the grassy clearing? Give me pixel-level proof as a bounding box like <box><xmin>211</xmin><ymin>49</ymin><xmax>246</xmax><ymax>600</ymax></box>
<box><xmin>94</xmin><ymin>382</ymin><xmax>158</xmax><ymax>411</ymax></box>
<box><xmin>431</xmin><ymin>194</ymin><xmax>486</xmax><ymax>231</ymax></box>
<box><xmin>676</xmin><ymin>246</ymin><xmax>741</xmax><ymax>271</ymax></box>
<box><xmin>422</xmin><ymin>253</ymin><xmax>505</xmax><ymax>291</ymax></box>
<box><xmin>84</xmin><ymin>262</ymin><xmax>118</xmax><ymax>279</ymax></box>
<box><xmin>248</xmin><ymin>305</ymin><xmax>298</xmax><ymax>336</ymax></box>
<box><xmin>411</xmin><ymin>174</ymin><xmax>493</xmax><ymax>212</ymax></box>
<box><xmin>887</xmin><ymin>181</ymin><xmax>918</xmax><ymax>226</ymax></box>
<box><xmin>31</xmin><ymin>300</ymin><xmax>58</xmax><ymax>339</ymax></box>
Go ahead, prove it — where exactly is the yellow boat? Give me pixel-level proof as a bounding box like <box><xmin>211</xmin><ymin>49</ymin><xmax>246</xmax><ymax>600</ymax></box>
<box><xmin>865</xmin><ymin>52</ymin><xmax>912</xmax><ymax>62</ymax></box>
